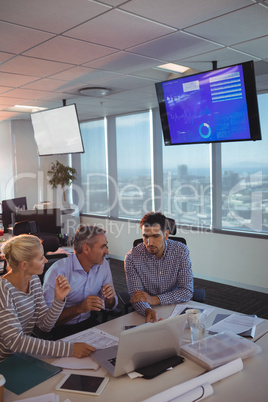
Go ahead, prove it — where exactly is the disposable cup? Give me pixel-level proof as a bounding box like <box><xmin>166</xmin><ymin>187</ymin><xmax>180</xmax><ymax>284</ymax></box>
<box><xmin>186</xmin><ymin>309</ymin><xmax>201</xmax><ymax>327</ymax></box>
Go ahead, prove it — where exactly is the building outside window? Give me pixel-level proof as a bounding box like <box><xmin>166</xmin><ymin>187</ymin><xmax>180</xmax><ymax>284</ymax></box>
<box><xmin>80</xmin><ymin>93</ymin><xmax>267</xmax><ymax>236</ymax></box>
<box><xmin>80</xmin><ymin>120</ymin><xmax>108</xmax><ymax>215</ymax></box>
<box><xmin>221</xmin><ymin>93</ymin><xmax>268</xmax><ymax>233</ymax></box>
<box><xmin>115</xmin><ymin>112</ymin><xmax>153</xmax><ymax>219</ymax></box>
<box><xmin>162</xmin><ymin>144</ymin><xmax>211</xmax><ymax>227</ymax></box>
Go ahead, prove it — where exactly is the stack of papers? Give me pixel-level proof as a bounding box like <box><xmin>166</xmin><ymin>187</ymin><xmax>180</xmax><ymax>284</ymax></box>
<box><xmin>52</xmin><ymin>327</ymin><xmax>119</xmax><ymax>370</ymax></box>
<box><xmin>207</xmin><ymin>313</ymin><xmax>263</xmax><ymax>337</ymax></box>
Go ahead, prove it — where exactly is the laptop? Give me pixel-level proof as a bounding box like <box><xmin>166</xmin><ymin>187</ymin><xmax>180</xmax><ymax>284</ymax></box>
<box><xmin>91</xmin><ymin>314</ymin><xmax>186</xmax><ymax>377</ymax></box>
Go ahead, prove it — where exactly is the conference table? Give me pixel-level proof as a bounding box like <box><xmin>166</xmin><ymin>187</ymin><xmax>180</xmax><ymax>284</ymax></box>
<box><xmin>3</xmin><ymin>301</ymin><xmax>268</xmax><ymax>402</ymax></box>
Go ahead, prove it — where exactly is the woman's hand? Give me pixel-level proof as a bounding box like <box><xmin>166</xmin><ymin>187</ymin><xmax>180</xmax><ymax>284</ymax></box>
<box><xmin>54</xmin><ymin>275</ymin><xmax>71</xmax><ymax>302</ymax></box>
<box><xmin>73</xmin><ymin>343</ymin><xmax>96</xmax><ymax>358</ymax></box>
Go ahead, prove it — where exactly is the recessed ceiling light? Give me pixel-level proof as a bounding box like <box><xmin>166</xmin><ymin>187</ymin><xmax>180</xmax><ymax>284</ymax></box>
<box><xmin>154</xmin><ymin>63</ymin><xmax>190</xmax><ymax>74</ymax></box>
<box><xmin>79</xmin><ymin>87</ymin><xmax>111</xmax><ymax>97</ymax></box>
<box><xmin>14</xmin><ymin>105</ymin><xmax>47</xmax><ymax>112</ymax></box>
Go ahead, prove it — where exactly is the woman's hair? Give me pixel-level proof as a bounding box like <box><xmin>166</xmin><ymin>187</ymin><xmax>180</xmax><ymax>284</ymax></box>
<box><xmin>2</xmin><ymin>234</ymin><xmax>42</xmax><ymax>270</ymax></box>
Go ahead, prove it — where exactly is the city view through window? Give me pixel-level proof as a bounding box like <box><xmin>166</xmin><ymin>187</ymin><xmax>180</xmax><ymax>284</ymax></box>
<box><xmin>80</xmin><ymin>93</ymin><xmax>268</xmax><ymax>235</ymax></box>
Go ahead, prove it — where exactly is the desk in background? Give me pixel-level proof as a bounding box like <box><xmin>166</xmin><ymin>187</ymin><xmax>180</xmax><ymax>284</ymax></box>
<box><xmin>3</xmin><ymin>301</ymin><xmax>268</xmax><ymax>402</ymax></box>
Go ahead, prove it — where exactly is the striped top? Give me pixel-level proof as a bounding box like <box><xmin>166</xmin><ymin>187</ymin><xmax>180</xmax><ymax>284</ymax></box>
<box><xmin>0</xmin><ymin>275</ymin><xmax>73</xmax><ymax>361</ymax></box>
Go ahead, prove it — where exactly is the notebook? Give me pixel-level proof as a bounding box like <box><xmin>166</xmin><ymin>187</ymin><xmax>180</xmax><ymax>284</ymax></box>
<box><xmin>0</xmin><ymin>353</ymin><xmax>62</xmax><ymax>395</ymax></box>
<box><xmin>91</xmin><ymin>314</ymin><xmax>186</xmax><ymax>377</ymax></box>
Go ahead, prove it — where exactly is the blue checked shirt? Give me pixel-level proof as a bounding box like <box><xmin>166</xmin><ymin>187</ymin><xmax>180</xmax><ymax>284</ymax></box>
<box><xmin>124</xmin><ymin>239</ymin><xmax>193</xmax><ymax>316</ymax></box>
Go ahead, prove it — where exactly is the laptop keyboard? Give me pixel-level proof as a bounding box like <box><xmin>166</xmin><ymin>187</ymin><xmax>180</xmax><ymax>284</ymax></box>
<box><xmin>108</xmin><ymin>357</ymin><xmax>116</xmax><ymax>366</ymax></box>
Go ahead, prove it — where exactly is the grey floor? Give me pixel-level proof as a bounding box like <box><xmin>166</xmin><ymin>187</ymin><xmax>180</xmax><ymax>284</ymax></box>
<box><xmin>109</xmin><ymin>258</ymin><xmax>268</xmax><ymax>320</ymax></box>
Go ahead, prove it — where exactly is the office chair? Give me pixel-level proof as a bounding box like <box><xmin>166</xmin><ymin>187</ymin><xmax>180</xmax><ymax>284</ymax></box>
<box><xmin>0</xmin><ymin>258</ymin><xmax>7</xmax><ymax>276</ymax></box>
<box><xmin>119</xmin><ymin>217</ymin><xmax>205</xmax><ymax>315</ymax></box>
<box><xmin>13</xmin><ymin>220</ymin><xmax>68</xmax><ymax>283</ymax></box>
<box><xmin>132</xmin><ymin>217</ymin><xmax>187</xmax><ymax>247</ymax></box>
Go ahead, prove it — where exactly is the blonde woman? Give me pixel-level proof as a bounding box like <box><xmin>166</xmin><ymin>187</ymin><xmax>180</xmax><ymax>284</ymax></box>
<box><xmin>0</xmin><ymin>234</ymin><xmax>95</xmax><ymax>361</ymax></box>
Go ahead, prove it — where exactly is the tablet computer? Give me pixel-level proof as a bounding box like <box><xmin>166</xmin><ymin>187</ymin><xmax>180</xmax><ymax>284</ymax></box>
<box><xmin>56</xmin><ymin>374</ymin><xmax>109</xmax><ymax>396</ymax></box>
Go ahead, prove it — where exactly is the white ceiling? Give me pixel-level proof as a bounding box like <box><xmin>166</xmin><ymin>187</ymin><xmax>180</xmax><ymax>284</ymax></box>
<box><xmin>0</xmin><ymin>0</ymin><xmax>267</xmax><ymax>123</ymax></box>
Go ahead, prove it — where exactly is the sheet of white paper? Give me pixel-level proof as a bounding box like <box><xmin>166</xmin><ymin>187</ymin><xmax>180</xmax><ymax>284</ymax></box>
<box><xmin>52</xmin><ymin>356</ymin><xmax>99</xmax><ymax>370</ymax></box>
<box><xmin>62</xmin><ymin>327</ymin><xmax>119</xmax><ymax>349</ymax></box>
<box><xmin>207</xmin><ymin>313</ymin><xmax>263</xmax><ymax>334</ymax></box>
<box><xmin>52</xmin><ymin>328</ymin><xmax>119</xmax><ymax>370</ymax></box>
<box><xmin>17</xmin><ymin>393</ymin><xmax>59</xmax><ymax>402</ymax></box>
<box><xmin>128</xmin><ymin>371</ymin><xmax>144</xmax><ymax>379</ymax></box>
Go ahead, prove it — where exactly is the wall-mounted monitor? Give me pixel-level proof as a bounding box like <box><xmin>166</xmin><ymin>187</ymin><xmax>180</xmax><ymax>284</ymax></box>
<box><xmin>155</xmin><ymin>61</ymin><xmax>261</xmax><ymax>146</ymax></box>
<box><xmin>31</xmin><ymin>104</ymin><xmax>84</xmax><ymax>156</ymax></box>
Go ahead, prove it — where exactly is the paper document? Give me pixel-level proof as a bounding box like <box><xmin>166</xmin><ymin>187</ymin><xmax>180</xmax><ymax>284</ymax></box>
<box><xmin>52</xmin><ymin>356</ymin><xmax>99</xmax><ymax>370</ymax></box>
<box><xmin>52</xmin><ymin>327</ymin><xmax>119</xmax><ymax>370</ymax></box>
<box><xmin>62</xmin><ymin>327</ymin><xmax>119</xmax><ymax>349</ymax></box>
<box><xmin>17</xmin><ymin>393</ymin><xmax>59</xmax><ymax>402</ymax></box>
<box><xmin>207</xmin><ymin>313</ymin><xmax>263</xmax><ymax>334</ymax></box>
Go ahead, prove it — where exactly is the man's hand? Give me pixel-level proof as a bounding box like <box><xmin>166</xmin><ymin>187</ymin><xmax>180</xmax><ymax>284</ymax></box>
<box><xmin>54</xmin><ymin>275</ymin><xmax>71</xmax><ymax>302</ymax></box>
<box><xmin>79</xmin><ymin>295</ymin><xmax>104</xmax><ymax>313</ymax></box>
<box><xmin>102</xmin><ymin>284</ymin><xmax>116</xmax><ymax>300</ymax></box>
<box><xmin>102</xmin><ymin>284</ymin><xmax>116</xmax><ymax>309</ymax></box>
<box><xmin>130</xmin><ymin>291</ymin><xmax>160</xmax><ymax>306</ymax></box>
<box><xmin>145</xmin><ymin>308</ymin><xmax>158</xmax><ymax>323</ymax></box>
<box><xmin>73</xmin><ymin>343</ymin><xmax>96</xmax><ymax>358</ymax></box>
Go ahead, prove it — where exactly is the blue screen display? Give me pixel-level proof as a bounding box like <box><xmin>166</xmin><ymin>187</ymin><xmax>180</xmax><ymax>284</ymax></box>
<box><xmin>156</xmin><ymin>62</ymin><xmax>261</xmax><ymax>145</ymax></box>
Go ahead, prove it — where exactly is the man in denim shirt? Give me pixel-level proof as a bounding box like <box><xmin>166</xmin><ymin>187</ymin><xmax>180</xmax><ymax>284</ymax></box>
<box><xmin>44</xmin><ymin>225</ymin><xmax>118</xmax><ymax>339</ymax></box>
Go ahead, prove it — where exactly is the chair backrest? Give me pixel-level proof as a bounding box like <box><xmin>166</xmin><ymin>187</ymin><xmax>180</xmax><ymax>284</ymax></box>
<box><xmin>133</xmin><ymin>236</ymin><xmax>186</xmax><ymax>248</ymax></box>
<box><xmin>169</xmin><ymin>236</ymin><xmax>187</xmax><ymax>245</ymax></box>
<box><xmin>133</xmin><ymin>216</ymin><xmax>186</xmax><ymax>247</ymax></box>
<box><xmin>0</xmin><ymin>258</ymin><xmax>7</xmax><ymax>276</ymax></box>
<box><xmin>13</xmin><ymin>219</ymin><xmax>60</xmax><ymax>254</ymax></box>
<box><xmin>15</xmin><ymin>208</ymin><xmax>61</xmax><ymax>235</ymax></box>
<box><xmin>13</xmin><ymin>220</ymin><xmax>40</xmax><ymax>236</ymax></box>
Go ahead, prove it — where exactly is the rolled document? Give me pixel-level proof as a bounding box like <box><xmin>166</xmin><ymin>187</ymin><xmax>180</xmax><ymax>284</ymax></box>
<box><xmin>142</xmin><ymin>358</ymin><xmax>243</xmax><ymax>402</ymax></box>
<box><xmin>171</xmin><ymin>383</ymin><xmax>213</xmax><ymax>402</ymax></box>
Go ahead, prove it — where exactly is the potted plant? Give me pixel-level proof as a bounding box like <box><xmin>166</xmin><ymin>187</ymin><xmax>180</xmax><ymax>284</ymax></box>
<box><xmin>47</xmin><ymin>160</ymin><xmax>77</xmax><ymax>202</ymax></box>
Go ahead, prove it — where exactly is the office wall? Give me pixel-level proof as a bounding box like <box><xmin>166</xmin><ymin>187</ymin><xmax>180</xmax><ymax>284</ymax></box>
<box><xmin>81</xmin><ymin>215</ymin><xmax>268</xmax><ymax>294</ymax></box>
<box><xmin>1</xmin><ymin>120</ymin><xmax>71</xmax><ymax>209</ymax></box>
<box><xmin>0</xmin><ymin>121</ymin><xmax>14</xmax><ymax>202</ymax></box>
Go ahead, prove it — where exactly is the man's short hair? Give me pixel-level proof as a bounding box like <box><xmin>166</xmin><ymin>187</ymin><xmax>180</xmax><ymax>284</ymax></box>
<box><xmin>74</xmin><ymin>225</ymin><xmax>106</xmax><ymax>254</ymax></box>
<box><xmin>139</xmin><ymin>212</ymin><xmax>167</xmax><ymax>233</ymax></box>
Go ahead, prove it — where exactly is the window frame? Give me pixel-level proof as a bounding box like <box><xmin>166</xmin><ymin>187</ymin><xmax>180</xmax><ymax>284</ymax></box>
<box><xmin>79</xmin><ymin>101</ymin><xmax>268</xmax><ymax>240</ymax></box>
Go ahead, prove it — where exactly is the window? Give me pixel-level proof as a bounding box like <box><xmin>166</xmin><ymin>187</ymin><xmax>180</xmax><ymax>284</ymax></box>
<box><xmin>80</xmin><ymin>93</ymin><xmax>268</xmax><ymax>237</ymax></box>
<box><xmin>115</xmin><ymin>112</ymin><xmax>152</xmax><ymax>218</ymax></box>
<box><xmin>80</xmin><ymin>120</ymin><xmax>108</xmax><ymax>215</ymax></box>
<box><xmin>221</xmin><ymin>93</ymin><xmax>268</xmax><ymax>233</ymax></box>
<box><xmin>162</xmin><ymin>144</ymin><xmax>211</xmax><ymax>227</ymax></box>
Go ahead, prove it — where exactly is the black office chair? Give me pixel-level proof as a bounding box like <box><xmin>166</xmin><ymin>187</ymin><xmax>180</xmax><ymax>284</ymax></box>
<box><xmin>133</xmin><ymin>217</ymin><xmax>187</xmax><ymax>247</ymax></box>
<box><xmin>0</xmin><ymin>257</ymin><xmax>7</xmax><ymax>276</ymax></box>
<box><xmin>119</xmin><ymin>217</ymin><xmax>205</xmax><ymax>315</ymax></box>
<box><xmin>13</xmin><ymin>220</ymin><xmax>68</xmax><ymax>283</ymax></box>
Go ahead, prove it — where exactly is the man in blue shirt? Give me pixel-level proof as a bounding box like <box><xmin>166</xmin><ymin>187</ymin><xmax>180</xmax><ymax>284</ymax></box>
<box><xmin>43</xmin><ymin>225</ymin><xmax>118</xmax><ymax>339</ymax></box>
<box><xmin>124</xmin><ymin>212</ymin><xmax>193</xmax><ymax>323</ymax></box>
